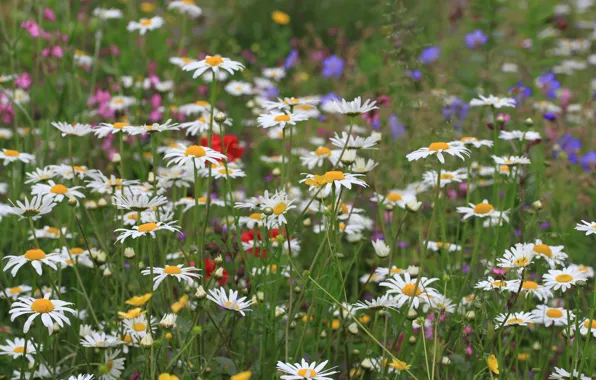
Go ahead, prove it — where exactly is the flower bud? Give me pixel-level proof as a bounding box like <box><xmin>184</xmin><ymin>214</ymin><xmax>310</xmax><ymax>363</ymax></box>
<box><xmin>140</xmin><ymin>333</ymin><xmax>154</xmax><ymax>348</ymax></box>
<box><xmin>465</xmin><ymin>311</ymin><xmax>475</xmax><ymax>320</ymax></box>
<box><xmin>360</xmin><ymin>358</ymin><xmax>373</xmax><ymax>370</ymax></box>
<box><xmin>111</xmin><ymin>153</ymin><xmax>121</xmax><ymax>163</ymax></box>
<box><xmin>303</xmin><ymin>217</ymin><xmax>311</xmax><ymax>227</ymax></box>
<box><xmin>531</xmin><ymin>200</ymin><xmax>543</xmax><ymax>211</ymax></box>
<box><xmin>263</xmin><ymin>207</ymin><xmax>274</xmax><ymax>216</ymax></box>
<box><xmin>372</xmin><ymin>239</ymin><xmax>390</xmax><ymax>258</ymax></box>
<box><xmin>441</xmin><ymin>356</ymin><xmax>451</xmax><ymax>365</ymax></box>
<box><xmin>293</xmin><ymin>286</ymin><xmax>301</xmax><ymax>293</ymax></box>
<box><xmin>103</xmin><ymin>267</ymin><xmax>112</xmax><ymax>277</ymax></box>
<box><xmin>214</xmin><ymin>112</ymin><xmax>227</xmax><ymax>123</ymax></box>
<box><xmin>407</xmin><ymin>265</ymin><xmax>420</xmax><ymax>277</ymax></box>
<box><xmin>214</xmin><ymin>267</ymin><xmax>224</xmax><ymax>279</ymax></box>
<box><xmin>192</xmin><ymin>326</ymin><xmax>202</xmax><ymax>335</ymax></box>
<box><xmin>289</xmin><ymin>321</ymin><xmax>296</xmax><ymax>329</ymax></box>
<box><xmin>124</xmin><ymin>247</ymin><xmax>136</xmax><ymax>259</ymax></box>
<box><xmin>532</xmin><ymin>341</ymin><xmax>541</xmax><ymax>351</ymax></box>
<box><xmin>195</xmin><ymin>286</ymin><xmax>207</xmax><ymax>299</ymax></box>
<box><xmin>347</xmin><ymin>323</ymin><xmax>359</xmax><ymax>335</ymax></box>
<box><xmin>159</xmin><ymin>313</ymin><xmax>177</xmax><ymax>329</ymax></box>
<box><xmin>214</xmin><ymin>255</ymin><xmax>223</xmax><ymax>265</ymax></box>
<box><xmin>97</xmin><ymin>198</ymin><xmax>108</xmax><ymax>208</ymax></box>
<box><xmin>406</xmin><ymin>200</ymin><xmax>423</xmax><ymax>213</ymax></box>
<box><xmin>407</xmin><ymin>309</ymin><xmax>418</xmax><ymax>320</ymax></box>
<box><xmin>272</xmin><ymin>168</ymin><xmax>281</xmax><ymax>176</ymax></box>
<box><xmin>85</xmin><ymin>200</ymin><xmax>98</xmax><ymax>209</ymax></box>
<box><xmin>148</xmin><ymin>172</ymin><xmax>155</xmax><ymax>184</ymax></box>
<box><xmin>68</xmin><ymin>197</ymin><xmax>78</xmax><ymax>207</ymax></box>
<box><xmin>409</xmin><ymin>335</ymin><xmax>417</xmax><ymax>344</ymax></box>
<box><xmin>320</xmin><ymin>330</ymin><xmax>327</xmax><ymax>338</ymax></box>
<box><xmin>340</xmin><ymin>149</ymin><xmax>357</xmax><ymax>165</ymax></box>
<box><xmin>524</xmin><ymin>118</ymin><xmax>534</xmax><ymax>126</ymax></box>
<box><xmin>383</xmin><ymin>203</ymin><xmax>394</xmax><ymax>211</ymax></box>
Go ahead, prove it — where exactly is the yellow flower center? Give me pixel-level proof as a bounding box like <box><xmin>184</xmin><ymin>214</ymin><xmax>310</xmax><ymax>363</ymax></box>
<box><xmin>113</xmin><ymin>122</ymin><xmax>129</xmax><ymax>129</ymax></box>
<box><xmin>514</xmin><ymin>257</ymin><xmax>530</xmax><ymax>267</ymax></box>
<box><xmin>31</xmin><ymin>299</ymin><xmax>54</xmax><ymax>313</ymax></box>
<box><xmin>297</xmin><ymin>369</ymin><xmax>317</xmax><ymax>378</ymax></box>
<box><xmin>123</xmin><ymin>334</ymin><xmax>133</xmax><ymax>343</ymax></box>
<box><xmin>138</xmin><ymin>222</ymin><xmax>159</xmax><ymax>233</ymax></box>
<box><xmin>386</xmin><ymin>192</ymin><xmax>402</xmax><ymax>202</ymax></box>
<box><xmin>533</xmin><ymin>244</ymin><xmax>552</xmax><ymax>257</ymax></box>
<box><xmin>205</xmin><ymin>56</ymin><xmax>224</xmax><ymax>66</ymax></box>
<box><xmin>274</xmin><ymin>115</ymin><xmax>291</xmax><ymax>122</ymax></box>
<box><xmin>402</xmin><ymin>283</ymin><xmax>422</xmax><ymax>297</ymax></box>
<box><xmin>106</xmin><ymin>359</ymin><xmax>114</xmax><ymax>372</ymax></box>
<box><xmin>315</xmin><ymin>147</ymin><xmax>331</xmax><ymax>156</ymax></box>
<box><xmin>546</xmin><ymin>309</ymin><xmax>563</xmax><ymax>318</ymax></box>
<box><xmin>225</xmin><ymin>301</ymin><xmax>233</xmax><ymax>308</ymax></box>
<box><xmin>140</xmin><ymin>19</ymin><xmax>153</xmax><ymax>26</ymax></box>
<box><xmin>24</xmin><ymin>249</ymin><xmax>46</xmax><ymax>260</ymax></box>
<box><xmin>324</xmin><ymin>171</ymin><xmax>345</xmax><ymax>181</ymax></box>
<box><xmin>50</xmin><ymin>184</ymin><xmax>68</xmax><ymax>194</ymax></box>
<box><xmin>583</xmin><ymin>320</ymin><xmax>596</xmax><ymax>329</ymax></box>
<box><xmin>428</xmin><ymin>142</ymin><xmax>450</xmax><ymax>151</ymax></box>
<box><xmin>461</xmin><ymin>137</ymin><xmax>478</xmax><ymax>142</ymax></box>
<box><xmin>195</xmin><ymin>100</ymin><xmax>209</xmax><ymax>106</ymax></box>
<box><xmin>70</xmin><ymin>248</ymin><xmax>84</xmax><ymax>255</ymax></box>
<box><xmin>46</xmin><ymin>227</ymin><xmax>61</xmax><ymax>236</ymax></box>
<box><xmin>185</xmin><ymin>145</ymin><xmax>206</xmax><ymax>157</ymax></box>
<box><xmin>9</xmin><ymin>287</ymin><xmax>22</xmax><ymax>294</ymax></box>
<box><xmin>440</xmin><ymin>173</ymin><xmax>454</xmax><ymax>180</ymax></box>
<box><xmin>13</xmin><ymin>346</ymin><xmax>25</xmax><ymax>353</ymax></box>
<box><xmin>3</xmin><ymin>149</ymin><xmax>20</xmax><ymax>156</ymax></box>
<box><xmin>436</xmin><ymin>242</ymin><xmax>451</xmax><ymax>248</ymax></box>
<box><xmin>182</xmin><ymin>0</ymin><xmax>194</xmax><ymax>4</ymax></box>
<box><xmin>499</xmin><ymin>165</ymin><xmax>510</xmax><ymax>173</ymax></box>
<box><xmin>273</xmin><ymin>203</ymin><xmax>287</xmax><ymax>215</ymax></box>
<box><xmin>389</xmin><ymin>359</ymin><xmax>410</xmax><ymax>370</ymax></box>
<box><xmin>555</xmin><ymin>274</ymin><xmax>573</xmax><ymax>283</ymax></box>
<box><xmin>579</xmin><ymin>266</ymin><xmax>589</xmax><ymax>272</ymax></box>
<box><xmin>491</xmin><ymin>281</ymin><xmax>506</xmax><ymax>287</ymax></box>
<box><xmin>249</xmin><ymin>213</ymin><xmax>262</xmax><ymax>220</ymax></box>
<box><xmin>181</xmin><ymin>57</ymin><xmax>193</xmax><ymax>64</ymax></box>
<box><xmin>473</xmin><ymin>203</ymin><xmax>494</xmax><ymax>214</ymax></box>
<box><xmin>390</xmin><ymin>268</ymin><xmax>403</xmax><ymax>274</ymax></box>
<box><xmin>507</xmin><ymin>318</ymin><xmax>524</xmax><ymax>325</ymax></box>
<box><xmin>522</xmin><ymin>281</ymin><xmax>538</xmax><ymax>290</ymax></box>
<box><xmin>164</xmin><ymin>266</ymin><xmax>182</xmax><ymax>275</ymax></box>
<box><xmin>133</xmin><ymin>322</ymin><xmax>146</xmax><ymax>332</ymax></box>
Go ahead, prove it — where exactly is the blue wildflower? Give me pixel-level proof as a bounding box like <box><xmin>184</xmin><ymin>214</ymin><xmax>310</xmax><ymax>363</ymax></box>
<box><xmin>442</xmin><ymin>97</ymin><xmax>469</xmax><ymax>130</ymax></box>
<box><xmin>321</xmin><ymin>55</ymin><xmax>344</xmax><ymax>78</ymax></box>
<box><xmin>284</xmin><ymin>49</ymin><xmax>299</xmax><ymax>70</ymax></box>
<box><xmin>419</xmin><ymin>46</ymin><xmax>441</xmax><ymax>64</ymax></box>
<box><xmin>465</xmin><ymin>30</ymin><xmax>488</xmax><ymax>49</ymax></box>
<box><xmin>536</xmin><ymin>72</ymin><xmax>560</xmax><ymax>99</ymax></box>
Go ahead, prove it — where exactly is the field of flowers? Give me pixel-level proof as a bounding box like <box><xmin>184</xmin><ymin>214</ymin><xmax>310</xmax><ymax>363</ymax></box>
<box><xmin>0</xmin><ymin>0</ymin><xmax>595</xmax><ymax>379</ymax></box>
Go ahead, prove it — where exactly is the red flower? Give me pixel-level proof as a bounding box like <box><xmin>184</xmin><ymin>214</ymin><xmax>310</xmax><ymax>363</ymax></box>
<box><xmin>201</xmin><ymin>134</ymin><xmax>244</xmax><ymax>162</ymax></box>
<box><xmin>188</xmin><ymin>258</ymin><xmax>228</xmax><ymax>285</ymax></box>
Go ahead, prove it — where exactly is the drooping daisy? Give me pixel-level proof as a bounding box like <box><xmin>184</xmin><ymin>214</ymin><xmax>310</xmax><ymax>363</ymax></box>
<box><xmin>52</xmin><ymin>164</ymin><xmax>90</xmax><ymax>180</ymax></box>
<box><xmin>499</xmin><ymin>130</ymin><xmax>541</xmax><ymax>141</ymax></box>
<box><xmin>370</xmin><ymin>189</ymin><xmax>417</xmax><ymax>209</ymax></box>
<box><xmin>406</xmin><ymin>142</ymin><xmax>470</xmax><ymax>163</ymax></box>
<box><xmin>85</xmin><ymin>173</ymin><xmax>140</xmax><ymax>194</ymax></box>
<box><xmin>9</xmin><ymin>293</ymin><xmax>76</xmax><ymax>334</ymax></box>
<box><xmin>506</xmin><ymin>280</ymin><xmax>553</xmax><ymax>302</ymax></box>
<box><xmin>25</xmin><ymin>167</ymin><xmax>56</xmax><ymax>184</ymax></box>
<box><xmin>0</xmin><ymin>338</ymin><xmax>39</xmax><ymax>362</ymax></box>
<box><xmin>454</xmin><ymin>136</ymin><xmax>493</xmax><ymax>148</ymax></box>
<box><xmin>492</xmin><ymin>155</ymin><xmax>531</xmax><ymax>166</ymax></box>
<box><xmin>530</xmin><ymin>239</ymin><xmax>567</xmax><ymax>268</ymax></box>
<box><xmin>329</xmin><ymin>132</ymin><xmax>379</xmax><ymax>150</ymax></box>
<box><xmin>112</xmin><ymin>193</ymin><xmax>168</xmax><ymax>212</ymax></box>
<box><xmin>569</xmin><ymin>264</ymin><xmax>594</xmax><ymax>278</ymax></box>
<box><xmin>469</xmin><ymin>94</ymin><xmax>516</xmax><ymax>108</ymax></box>
<box><xmin>543</xmin><ymin>266</ymin><xmax>587</xmax><ymax>292</ymax></box>
<box><xmin>207</xmin><ymin>288</ymin><xmax>253</xmax><ymax>316</ymax></box>
<box><xmin>123</xmin><ymin>119</ymin><xmax>180</xmax><ymax>135</ymax></box>
<box><xmin>182</xmin><ymin>55</ymin><xmax>244</xmax><ymax>78</ymax></box>
<box><xmin>575</xmin><ymin>318</ymin><xmax>596</xmax><ymax>338</ymax></box>
<box><xmin>531</xmin><ymin>305</ymin><xmax>573</xmax><ymax>327</ymax></box>
<box><xmin>333</xmin><ymin>96</ymin><xmax>379</xmax><ymax>116</ymax></box>
<box><xmin>0</xmin><ymin>149</ymin><xmax>35</xmax><ymax>165</ymax></box>
<box><xmin>494</xmin><ymin>312</ymin><xmax>536</xmax><ymax>328</ymax></box>
<box><xmin>423</xmin><ymin>169</ymin><xmax>467</xmax><ymax>188</ymax></box>
<box><xmin>80</xmin><ymin>331</ymin><xmax>121</xmax><ymax>348</ymax></box>
<box><xmin>238</xmin><ymin>212</ymin><xmax>266</xmax><ymax>229</ymax></box>
<box><xmin>93</xmin><ymin>122</ymin><xmax>130</xmax><ymax>138</ymax></box>
<box><xmin>210</xmin><ymin>163</ymin><xmax>246</xmax><ymax>180</ymax></box>
<box><xmin>352</xmin><ymin>157</ymin><xmax>378</xmax><ymax>173</ymax></box>
<box><xmin>100</xmin><ymin>350</ymin><xmax>125</xmax><ymax>380</ymax></box>
<box><xmin>3</xmin><ymin>249</ymin><xmax>65</xmax><ymax>277</ymax></box>
<box><xmin>276</xmin><ymin>359</ymin><xmax>338</xmax><ymax>380</ymax></box>
<box><xmin>380</xmin><ymin>273</ymin><xmax>440</xmax><ymax>309</ymax></box>
<box><xmin>51</xmin><ymin>122</ymin><xmax>93</xmax><ymax>137</ymax></box>
<box><xmin>456</xmin><ymin>199</ymin><xmax>501</xmax><ymax>219</ymax></box>
<box><xmin>127</xmin><ymin>16</ymin><xmax>165</xmax><ymax>35</ymax></box>
<box><xmin>28</xmin><ymin>226</ymin><xmax>72</xmax><ymax>240</ymax></box>
<box><xmin>257</xmin><ymin>111</ymin><xmax>309</xmax><ymax>129</ymax></box>
<box><xmin>141</xmin><ymin>265</ymin><xmax>201</xmax><ymax>290</ymax></box>
<box><xmin>497</xmin><ymin>243</ymin><xmax>536</xmax><ymax>272</ymax></box>
<box><xmin>31</xmin><ymin>180</ymin><xmax>85</xmax><ymax>202</ymax></box>
<box><xmin>115</xmin><ymin>221</ymin><xmax>180</xmax><ymax>243</ymax></box>
<box><xmin>260</xmin><ymin>190</ymin><xmax>296</xmax><ymax>227</ymax></box>
<box><xmin>352</xmin><ymin>294</ymin><xmax>399</xmax><ymax>312</ymax></box>
<box><xmin>299</xmin><ymin>147</ymin><xmax>335</xmax><ymax>169</ymax></box>
<box><xmin>168</xmin><ymin>0</ymin><xmax>202</xmax><ymax>17</ymax></box>
<box><xmin>180</xmin><ymin>114</ymin><xmax>232</xmax><ymax>136</ymax></box>
<box><xmin>301</xmin><ymin>171</ymin><xmax>367</xmax><ymax>193</ymax></box>
<box><xmin>164</xmin><ymin>144</ymin><xmax>226</xmax><ymax>169</ymax></box>
<box><xmin>6</xmin><ymin>195</ymin><xmax>56</xmax><ymax>220</ymax></box>
<box><xmin>575</xmin><ymin>220</ymin><xmax>596</xmax><ymax>236</ymax></box>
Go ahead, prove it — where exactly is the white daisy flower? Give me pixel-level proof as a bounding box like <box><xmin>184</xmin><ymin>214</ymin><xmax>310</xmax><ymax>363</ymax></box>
<box><xmin>9</xmin><ymin>293</ymin><xmax>76</xmax><ymax>334</ymax></box>
<box><xmin>6</xmin><ymin>195</ymin><xmax>56</xmax><ymax>220</ymax></box>
<box><xmin>276</xmin><ymin>359</ymin><xmax>338</xmax><ymax>380</ymax></box>
<box><xmin>257</xmin><ymin>111</ymin><xmax>309</xmax><ymax>129</ymax></box>
<box><xmin>207</xmin><ymin>288</ymin><xmax>253</xmax><ymax>316</ymax></box>
<box><xmin>80</xmin><ymin>331</ymin><xmax>121</xmax><ymax>348</ymax></box>
<box><xmin>506</xmin><ymin>280</ymin><xmax>553</xmax><ymax>302</ymax></box>
<box><xmin>0</xmin><ymin>149</ymin><xmax>35</xmax><ymax>165</ymax></box>
<box><xmin>453</xmin><ymin>136</ymin><xmax>493</xmax><ymax>148</ymax></box>
<box><xmin>100</xmin><ymin>350</ymin><xmax>125</xmax><ymax>380</ymax></box>
<box><xmin>51</xmin><ymin>121</ymin><xmax>93</xmax><ymax>137</ymax></box>
<box><xmin>238</xmin><ymin>213</ymin><xmax>265</xmax><ymax>229</ymax></box>
<box><xmin>469</xmin><ymin>94</ymin><xmax>516</xmax><ymax>108</ymax></box>
<box><xmin>406</xmin><ymin>141</ymin><xmax>470</xmax><ymax>163</ymax></box>
<box><xmin>224</xmin><ymin>80</ymin><xmax>253</xmax><ymax>96</ymax></box>
<box><xmin>182</xmin><ymin>55</ymin><xmax>244</xmax><ymax>78</ymax></box>
<box><xmin>575</xmin><ymin>220</ymin><xmax>596</xmax><ymax>236</ymax></box>
<box><xmin>127</xmin><ymin>16</ymin><xmax>165</xmax><ymax>35</ymax></box>
<box><xmin>123</xmin><ymin>119</ymin><xmax>180</xmax><ymax>135</ymax></box>
<box><xmin>474</xmin><ymin>277</ymin><xmax>511</xmax><ymax>292</ymax></box>
<box><xmin>31</xmin><ymin>180</ymin><xmax>85</xmax><ymax>202</ymax></box>
<box><xmin>370</xmin><ymin>189</ymin><xmax>417</xmax><ymax>209</ymax></box>
<box><xmin>456</xmin><ymin>199</ymin><xmax>500</xmax><ymax>219</ymax></box>
<box><xmin>497</xmin><ymin>243</ymin><xmax>536</xmax><ymax>272</ymax></box>
<box><xmin>168</xmin><ymin>0</ymin><xmax>202</xmax><ymax>18</ymax></box>
<box><xmin>28</xmin><ymin>226</ymin><xmax>72</xmax><ymax>240</ymax></box>
<box><xmin>52</xmin><ymin>164</ymin><xmax>90</xmax><ymax>180</ymax></box>
<box><xmin>141</xmin><ymin>265</ymin><xmax>201</xmax><ymax>290</ymax></box>
<box><xmin>492</xmin><ymin>155</ymin><xmax>531</xmax><ymax>166</ymax></box>
<box><xmin>68</xmin><ymin>374</ymin><xmax>95</xmax><ymax>380</ymax></box>
<box><xmin>210</xmin><ymin>164</ymin><xmax>246</xmax><ymax>180</ymax></box>
<box><xmin>164</xmin><ymin>144</ymin><xmax>226</xmax><ymax>169</ymax></box>
<box><xmin>108</xmin><ymin>96</ymin><xmax>136</xmax><ymax>111</ymax></box>
<box><xmin>25</xmin><ymin>167</ymin><xmax>57</xmax><ymax>184</ymax></box>
<box><xmin>169</xmin><ymin>56</ymin><xmax>196</xmax><ymax>68</ymax></box>
<box><xmin>111</xmin><ymin>193</ymin><xmax>168</xmax><ymax>212</ymax></box>
<box><xmin>92</xmin><ymin>8</ymin><xmax>123</xmax><ymax>19</ymax></box>
<box><xmin>122</xmin><ymin>315</ymin><xmax>157</xmax><ymax>342</ymax></box>
<box><xmin>422</xmin><ymin>169</ymin><xmax>467</xmax><ymax>187</ymax></box>
<box><xmin>352</xmin><ymin>157</ymin><xmax>378</xmax><ymax>173</ymax></box>
<box><xmin>352</xmin><ymin>294</ymin><xmax>400</xmax><ymax>311</ymax></box>
<box><xmin>3</xmin><ymin>249</ymin><xmax>65</xmax><ymax>277</ymax></box>
<box><xmin>85</xmin><ymin>173</ymin><xmax>140</xmax><ymax>195</ymax></box>
<box><xmin>159</xmin><ymin>313</ymin><xmax>177</xmax><ymax>329</ymax></box>
<box><xmin>426</xmin><ymin>241</ymin><xmax>461</xmax><ymax>252</ymax></box>
<box><xmin>548</xmin><ymin>366</ymin><xmax>591</xmax><ymax>380</ymax></box>
<box><xmin>499</xmin><ymin>130</ymin><xmax>541</xmax><ymax>141</ymax></box>
<box><xmin>93</xmin><ymin>121</ymin><xmax>130</xmax><ymax>138</ymax></box>
<box><xmin>575</xmin><ymin>318</ymin><xmax>596</xmax><ymax>338</ymax></box>
<box><xmin>530</xmin><ymin>239</ymin><xmax>567</xmax><ymax>268</ymax></box>
<box><xmin>543</xmin><ymin>266</ymin><xmax>588</xmax><ymax>292</ymax></box>
<box><xmin>369</xmin><ymin>357</ymin><xmax>412</xmax><ymax>374</ymax></box>
<box><xmin>301</xmin><ymin>171</ymin><xmax>367</xmax><ymax>193</ymax></box>
<box><xmin>180</xmin><ymin>115</ymin><xmax>232</xmax><ymax>136</ymax></box>
<box><xmin>333</xmin><ymin>96</ymin><xmax>379</xmax><ymax>116</ymax></box>
<box><xmin>175</xmin><ymin>195</ymin><xmax>224</xmax><ymax>213</ymax></box>
<box><xmin>0</xmin><ymin>337</ymin><xmax>39</xmax><ymax>362</ymax></box>
<box><xmin>359</xmin><ymin>272</ymin><xmax>386</xmax><ymax>284</ymax></box>
<box><xmin>1</xmin><ymin>285</ymin><xmax>32</xmax><ymax>300</ymax></box>
<box><xmin>494</xmin><ymin>311</ymin><xmax>536</xmax><ymax>328</ymax></box>
<box><xmin>262</xmin><ymin>67</ymin><xmax>286</xmax><ymax>81</ymax></box>
<box><xmin>329</xmin><ymin>132</ymin><xmax>379</xmax><ymax>150</ymax></box>
<box><xmin>261</xmin><ymin>97</ymin><xmax>318</xmax><ymax>111</ymax></box>
<box><xmin>299</xmin><ymin>147</ymin><xmax>334</xmax><ymax>170</ymax></box>
<box><xmin>423</xmin><ymin>294</ymin><xmax>456</xmax><ymax>314</ymax></box>
<box><xmin>569</xmin><ymin>264</ymin><xmax>594</xmax><ymax>278</ymax></box>
<box><xmin>380</xmin><ymin>272</ymin><xmax>440</xmax><ymax>309</ymax></box>
<box><xmin>260</xmin><ymin>190</ymin><xmax>296</xmax><ymax>227</ymax></box>
<box><xmin>531</xmin><ymin>305</ymin><xmax>573</xmax><ymax>327</ymax></box>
